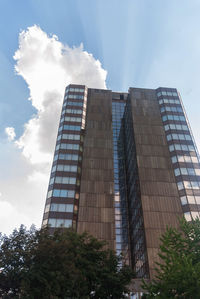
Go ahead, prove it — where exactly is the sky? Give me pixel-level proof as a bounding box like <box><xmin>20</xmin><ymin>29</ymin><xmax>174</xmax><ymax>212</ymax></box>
<box><xmin>0</xmin><ymin>0</ymin><xmax>200</xmax><ymax>235</ymax></box>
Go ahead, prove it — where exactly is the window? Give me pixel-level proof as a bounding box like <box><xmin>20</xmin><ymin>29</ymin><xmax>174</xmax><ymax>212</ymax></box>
<box><xmin>48</xmin><ymin>218</ymin><xmax>72</xmax><ymax>228</ymax></box>
<box><xmin>164</xmin><ymin>125</ymin><xmax>169</xmax><ymax>131</ymax></box>
<box><xmin>184</xmin><ymin>156</ymin><xmax>191</xmax><ymax>163</ymax></box>
<box><xmin>64</xmin><ymin>116</ymin><xmax>82</xmax><ymax>122</ymax></box>
<box><xmin>67</xmin><ymin>101</ymin><xmax>83</xmax><ymax>106</ymax></box>
<box><xmin>191</xmin><ymin>156</ymin><xmax>198</xmax><ymax>163</ymax></box>
<box><xmin>169</xmin><ymin>145</ymin><xmax>175</xmax><ymax>152</ymax></box>
<box><xmin>60</xmin><ymin>125</ymin><xmax>81</xmax><ymax>131</ymax></box>
<box><xmin>177</xmin><ymin>155</ymin><xmax>184</xmax><ymax>162</ymax></box>
<box><xmin>174</xmin><ymin>168</ymin><xmax>180</xmax><ymax>176</ymax></box>
<box><xmin>48</xmin><ymin>218</ymin><xmax>56</xmax><ymax>227</ymax></box>
<box><xmin>187</xmin><ymin>168</ymin><xmax>195</xmax><ymax>175</ymax></box>
<box><xmin>171</xmin><ymin>156</ymin><xmax>177</xmax><ymax>163</ymax></box>
<box><xmin>187</xmin><ymin>196</ymin><xmax>196</xmax><ymax>204</ymax></box>
<box><xmin>47</xmin><ymin>190</ymin><xmax>53</xmax><ymax>198</ymax></box>
<box><xmin>60</xmin><ymin>134</ymin><xmax>80</xmax><ymax>141</ymax></box>
<box><xmin>42</xmin><ymin>219</ymin><xmax>48</xmax><ymax>226</ymax></box>
<box><xmin>51</xmin><ymin>165</ymin><xmax>56</xmax><ymax>173</ymax></box>
<box><xmin>162</xmin><ymin>115</ymin><xmax>167</xmax><ymax>122</ymax></box>
<box><xmin>49</xmin><ymin>177</ymin><xmax>54</xmax><ymax>185</ymax></box>
<box><xmin>52</xmin><ymin>189</ymin><xmax>75</xmax><ymax>198</ymax></box>
<box><xmin>68</xmin><ymin>94</ymin><xmax>84</xmax><ymax>99</ymax></box>
<box><xmin>191</xmin><ymin>181</ymin><xmax>199</xmax><ymax>189</ymax></box>
<box><xmin>183</xmin><ymin>181</ymin><xmax>191</xmax><ymax>189</ymax></box>
<box><xmin>188</xmin><ymin>145</ymin><xmax>195</xmax><ymax>151</ymax></box>
<box><xmin>65</xmin><ymin>108</ymin><xmax>82</xmax><ymax>114</ymax></box>
<box><xmin>180</xmin><ymin>168</ymin><xmax>187</xmax><ymax>175</ymax></box>
<box><xmin>195</xmin><ymin>196</ymin><xmax>200</xmax><ymax>204</ymax></box>
<box><xmin>177</xmin><ymin>181</ymin><xmax>184</xmax><ymax>190</ymax></box>
<box><xmin>59</xmin><ymin>143</ymin><xmax>79</xmax><ymax>150</ymax></box>
<box><xmin>161</xmin><ymin>107</ymin><xmax>165</xmax><ymax>113</ymax></box>
<box><xmin>167</xmin><ymin>134</ymin><xmax>172</xmax><ymax>141</ymax></box>
<box><xmin>191</xmin><ymin>212</ymin><xmax>199</xmax><ymax>219</ymax></box>
<box><xmin>185</xmin><ymin>135</ymin><xmax>192</xmax><ymax>141</ymax></box>
<box><xmin>45</xmin><ymin>204</ymin><xmax>50</xmax><ymax>213</ymax></box>
<box><xmin>69</xmin><ymin>88</ymin><xmax>85</xmax><ymax>93</ymax></box>
<box><xmin>54</xmin><ymin>154</ymin><xmax>58</xmax><ymax>161</ymax></box>
<box><xmin>181</xmin><ymin>145</ymin><xmax>188</xmax><ymax>151</ymax></box>
<box><xmin>180</xmin><ymin>196</ymin><xmax>187</xmax><ymax>205</ymax></box>
<box><xmin>175</xmin><ymin>144</ymin><xmax>181</xmax><ymax>151</ymax></box>
<box><xmin>50</xmin><ymin>203</ymin><xmax>74</xmax><ymax>213</ymax></box>
<box><xmin>195</xmin><ymin>169</ymin><xmax>200</xmax><ymax>175</ymax></box>
<box><xmin>54</xmin><ymin>176</ymin><xmax>76</xmax><ymax>185</ymax></box>
<box><xmin>162</xmin><ymin>114</ymin><xmax>186</xmax><ymax>122</ymax></box>
<box><xmin>53</xmin><ymin>165</ymin><xmax>77</xmax><ymax>172</ymax></box>
<box><xmin>184</xmin><ymin>212</ymin><xmax>191</xmax><ymax>221</ymax></box>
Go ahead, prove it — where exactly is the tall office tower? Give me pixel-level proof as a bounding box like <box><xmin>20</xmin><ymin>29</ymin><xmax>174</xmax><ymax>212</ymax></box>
<box><xmin>42</xmin><ymin>84</ymin><xmax>200</xmax><ymax>282</ymax></box>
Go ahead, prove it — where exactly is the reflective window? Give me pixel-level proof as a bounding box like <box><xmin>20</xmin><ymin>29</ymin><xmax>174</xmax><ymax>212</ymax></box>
<box><xmin>171</xmin><ymin>156</ymin><xmax>177</xmax><ymax>163</ymax></box>
<box><xmin>69</xmin><ymin>88</ymin><xmax>85</xmax><ymax>92</ymax></box>
<box><xmin>180</xmin><ymin>196</ymin><xmax>187</xmax><ymax>205</ymax></box>
<box><xmin>191</xmin><ymin>156</ymin><xmax>198</xmax><ymax>163</ymax></box>
<box><xmin>50</xmin><ymin>203</ymin><xmax>73</xmax><ymax>213</ymax></box>
<box><xmin>52</xmin><ymin>189</ymin><xmax>75</xmax><ymax>198</ymax></box>
<box><xmin>59</xmin><ymin>125</ymin><xmax>81</xmax><ymax>131</ymax></box>
<box><xmin>174</xmin><ymin>168</ymin><xmax>180</xmax><ymax>176</ymax></box>
<box><xmin>162</xmin><ymin>114</ymin><xmax>185</xmax><ymax>122</ymax></box>
<box><xmin>59</xmin><ymin>134</ymin><xmax>80</xmax><ymax>141</ymax></box>
<box><xmin>67</xmin><ymin>101</ymin><xmax>83</xmax><ymax>106</ymax></box>
<box><xmin>62</xmin><ymin>108</ymin><xmax>82</xmax><ymax>115</ymax></box>
<box><xmin>195</xmin><ymin>169</ymin><xmax>200</xmax><ymax>175</ymax></box>
<box><xmin>187</xmin><ymin>168</ymin><xmax>195</xmax><ymax>175</ymax></box>
<box><xmin>177</xmin><ymin>181</ymin><xmax>184</xmax><ymax>190</ymax></box>
<box><xmin>45</xmin><ymin>204</ymin><xmax>50</xmax><ymax>213</ymax></box>
<box><xmin>191</xmin><ymin>211</ymin><xmax>199</xmax><ymax>219</ymax></box>
<box><xmin>68</xmin><ymin>116</ymin><xmax>82</xmax><ymax>122</ymax></box>
<box><xmin>184</xmin><ymin>212</ymin><xmax>191</xmax><ymax>221</ymax></box>
<box><xmin>56</xmin><ymin>143</ymin><xmax>79</xmax><ymax>151</ymax></box>
<box><xmin>42</xmin><ymin>219</ymin><xmax>48</xmax><ymax>226</ymax></box>
<box><xmin>191</xmin><ymin>181</ymin><xmax>199</xmax><ymax>189</ymax></box>
<box><xmin>180</xmin><ymin>168</ymin><xmax>187</xmax><ymax>175</ymax></box>
<box><xmin>48</xmin><ymin>218</ymin><xmax>72</xmax><ymax>228</ymax></box>
<box><xmin>47</xmin><ymin>190</ymin><xmax>53</xmax><ymax>198</ymax></box>
<box><xmin>169</xmin><ymin>144</ymin><xmax>175</xmax><ymax>152</ymax></box>
<box><xmin>187</xmin><ymin>196</ymin><xmax>196</xmax><ymax>204</ymax></box>
<box><xmin>54</xmin><ymin>176</ymin><xmax>76</xmax><ymax>185</ymax></box>
<box><xmin>54</xmin><ymin>153</ymin><xmax>79</xmax><ymax>161</ymax></box>
<box><xmin>55</xmin><ymin>165</ymin><xmax>78</xmax><ymax>172</ymax></box>
<box><xmin>68</xmin><ymin>94</ymin><xmax>84</xmax><ymax>99</ymax></box>
<box><xmin>195</xmin><ymin>196</ymin><xmax>200</xmax><ymax>204</ymax></box>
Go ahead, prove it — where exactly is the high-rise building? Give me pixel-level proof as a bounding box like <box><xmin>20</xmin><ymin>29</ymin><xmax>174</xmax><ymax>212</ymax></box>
<box><xmin>42</xmin><ymin>84</ymin><xmax>200</xmax><ymax>283</ymax></box>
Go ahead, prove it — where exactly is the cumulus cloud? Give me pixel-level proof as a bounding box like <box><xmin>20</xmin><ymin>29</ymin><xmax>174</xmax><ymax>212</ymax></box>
<box><xmin>0</xmin><ymin>25</ymin><xmax>107</xmax><ymax>235</ymax></box>
<box><xmin>13</xmin><ymin>25</ymin><xmax>107</xmax><ymax>164</ymax></box>
<box><xmin>0</xmin><ymin>200</ymin><xmax>33</xmax><ymax>235</ymax></box>
<box><xmin>5</xmin><ymin>127</ymin><xmax>16</xmax><ymax>141</ymax></box>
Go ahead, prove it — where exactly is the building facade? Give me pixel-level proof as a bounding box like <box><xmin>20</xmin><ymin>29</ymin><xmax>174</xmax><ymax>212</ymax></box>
<box><xmin>42</xmin><ymin>84</ymin><xmax>200</xmax><ymax>282</ymax></box>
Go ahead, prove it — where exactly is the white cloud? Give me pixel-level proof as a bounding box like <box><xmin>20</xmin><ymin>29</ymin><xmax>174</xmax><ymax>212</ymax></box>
<box><xmin>0</xmin><ymin>25</ymin><xmax>107</xmax><ymax>235</ymax></box>
<box><xmin>0</xmin><ymin>200</ymin><xmax>33</xmax><ymax>236</ymax></box>
<box><xmin>5</xmin><ymin>127</ymin><xmax>16</xmax><ymax>141</ymax></box>
<box><xmin>14</xmin><ymin>25</ymin><xmax>107</xmax><ymax>165</ymax></box>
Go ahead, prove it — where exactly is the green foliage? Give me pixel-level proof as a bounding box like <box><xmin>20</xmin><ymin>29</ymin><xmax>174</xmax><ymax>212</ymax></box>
<box><xmin>0</xmin><ymin>226</ymin><xmax>134</xmax><ymax>298</ymax></box>
<box><xmin>142</xmin><ymin>218</ymin><xmax>200</xmax><ymax>299</ymax></box>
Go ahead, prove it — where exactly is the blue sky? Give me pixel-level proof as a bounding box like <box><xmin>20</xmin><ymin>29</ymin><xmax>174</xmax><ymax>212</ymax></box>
<box><xmin>0</xmin><ymin>0</ymin><xmax>200</xmax><ymax>234</ymax></box>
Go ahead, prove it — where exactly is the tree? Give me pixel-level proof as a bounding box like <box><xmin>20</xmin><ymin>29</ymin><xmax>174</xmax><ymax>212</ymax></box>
<box><xmin>0</xmin><ymin>226</ymin><xmax>134</xmax><ymax>298</ymax></box>
<box><xmin>142</xmin><ymin>218</ymin><xmax>200</xmax><ymax>299</ymax></box>
<box><xmin>0</xmin><ymin>225</ymin><xmax>36</xmax><ymax>298</ymax></box>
